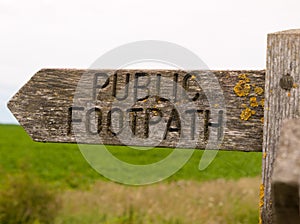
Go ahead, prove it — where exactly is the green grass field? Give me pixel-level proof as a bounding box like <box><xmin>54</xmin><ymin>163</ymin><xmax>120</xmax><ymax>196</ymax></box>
<box><xmin>0</xmin><ymin>124</ymin><xmax>262</xmax><ymax>189</ymax></box>
<box><xmin>0</xmin><ymin>124</ymin><xmax>263</xmax><ymax>223</ymax></box>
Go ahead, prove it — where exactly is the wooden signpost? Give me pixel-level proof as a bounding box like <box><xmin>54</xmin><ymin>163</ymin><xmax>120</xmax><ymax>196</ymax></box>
<box><xmin>8</xmin><ymin>69</ymin><xmax>265</xmax><ymax>151</ymax></box>
<box><xmin>7</xmin><ymin>29</ymin><xmax>300</xmax><ymax>224</ymax></box>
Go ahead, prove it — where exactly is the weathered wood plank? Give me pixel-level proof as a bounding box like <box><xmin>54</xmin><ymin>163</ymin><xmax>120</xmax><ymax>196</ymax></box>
<box><xmin>262</xmin><ymin>29</ymin><xmax>300</xmax><ymax>223</ymax></box>
<box><xmin>8</xmin><ymin>69</ymin><xmax>265</xmax><ymax>151</ymax></box>
<box><xmin>272</xmin><ymin>119</ymin><xmax>300</xmax><ymax>224</ymax></box>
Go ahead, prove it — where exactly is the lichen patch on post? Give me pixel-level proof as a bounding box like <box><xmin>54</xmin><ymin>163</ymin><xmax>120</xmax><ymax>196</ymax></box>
<box><xmin>250</xmin><ymin>97</ymin><xmax>259</xmax><ymax>107</ymax></box>
<box><xmin>233</xmin><ymin>73</ymin><xmax>265</xmax><ymax>122</ymax></box>
<box><xmin>260</xmin><ymin>99</ymin><xmax>264</xmax><ymax>108</ymax></box>
<box><xmin>259</xmin><ymin>183</ymin><xmax>265</xmax><ymax>208</ymax></box>
<box><xmin>263</xmin><ymin>152</ymin><xmax>267</xmax><ymax>159</ymax></box>
<box><xmin>233</xmin><ymin>77</ymin><xmax>251</xmax><ymax>97</ymax></box>
<box><xmin>254</xmin><ymin>86</ymin><xmax>264</xmax><ymax>95</ymax></box>
<box><xmin>240</xmin><ymin>107</ymin><xmax>256</xmax><ymax>121</ymax></box>
<box><xmin>238</xmin><ymin>73</ymin><xmax>250</xmax><ymax>82</ymax></box>
<box><xmin>258</xmin><ymin>183</ymin><xmax>265</xmax><ymax>224</ymax></box>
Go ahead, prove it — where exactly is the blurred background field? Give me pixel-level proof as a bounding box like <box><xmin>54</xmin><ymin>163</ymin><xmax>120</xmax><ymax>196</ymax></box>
<box><xmin>0</xmin><ymin>124</ymin><xmax>262</xmax><ymax>223</ymax></box>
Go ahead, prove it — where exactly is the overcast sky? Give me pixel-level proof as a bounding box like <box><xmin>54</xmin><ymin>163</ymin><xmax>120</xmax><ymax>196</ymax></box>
<box><xmin>1</xmin><ymin>0</ymin><xmax>300</xmax><ymax>124</ymax></box>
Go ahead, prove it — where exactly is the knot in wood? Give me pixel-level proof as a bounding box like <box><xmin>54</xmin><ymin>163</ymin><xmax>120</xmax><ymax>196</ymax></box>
<box><xmin>279</xmin><ymin>74</ymin><xmax>294</xmax><ymax>91</ymax></box>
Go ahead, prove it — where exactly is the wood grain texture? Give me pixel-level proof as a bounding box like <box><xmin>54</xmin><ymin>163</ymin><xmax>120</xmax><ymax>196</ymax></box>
<box><xmin>272</xmin><ymin>119</ymin><xmax>300</xmax><ymax>224</ymax></box>
<box><xmin>262</xmin><ymin>29</ymin><xmax>300</xmax><ymax>223</ymax></box>
<box><xmin>8</xmin><ymin>69</ymin><xmax>265</xmax><ymax>151</ymax></box>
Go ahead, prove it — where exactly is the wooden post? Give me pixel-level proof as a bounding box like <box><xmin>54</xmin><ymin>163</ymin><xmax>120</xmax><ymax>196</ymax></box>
<box><xmin>272</xmin><ymin>119</ymin><xmax>300</xmax><ymax>224</ymax></box>
<box><xmin>262</xmin><ymin>29</ymin><xmax>300</xmax><ymax>223</ymax></box>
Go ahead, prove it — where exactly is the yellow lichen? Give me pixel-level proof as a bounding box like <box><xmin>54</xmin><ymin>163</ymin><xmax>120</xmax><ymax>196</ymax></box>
<box><xmin>238</xmin><ymin>73</ymin><xmax>250</xmax><ymax>82</ymax></box>
<box><xmin>238</xmin><ymin>80</ymin><xmax>244</xmax><ymax>85</ymax></box>
<box><xmin>293</xmin><ymin>83</ymin><xmax>298</xmax><ymax>88</ymax></box>
<box><xmin>240</xmin><ymin>107</ymin><xmax>255</xmax><ymax>121</ymax></box>
<box><xmin>259</xmin><ymin>216</ymin><xmax>262</xmax><ymax>224</ymax></box>
<box><xmin>234</xmin><ymin>73</ymin><xmax>265</xmax><ymax>121</ymax></box>
<box><xmin>234</xmin><ymin>81</ymin><xmax>251</xmax><ymax>97</ymax></box>
<box><xmin>259</xmin><ymin>184</ymin><xmax>264</xmax><ymax>208</ymax></box>
<box><xmin>250</xmin><ymin>97</ymin><xmax>259</xmax><ymax>107</ymax></box>
<box><xmin>261</xmin><ymin>117</ymin><xmax>264</xmax><ymax>123</ymax></box>
<box><xmin>288</xmin><ymin>92</ymin><xmax>291</xmax><ymax>97</ymax></box>
<box><xmin>254</xmin><ymin>86</ymin><xmax>264</xmax><ymax>95</ymax></box>
<box><xmin>259</xmin><ymin>183</ymin><xmax>265</xmax><ymax>224</ymax></box>
<box><xmin>263</xmin><ymin>152</ymin><xmax>267</xmax><ymax>159</ymax></box>
<box><xmin>260</xmin><ymin>99</ymin><xmax>265</xmax><ymax>108</ymax></box>
<box><xmin>258</xmin><ymin>184</ymin><xmax>265</xmax><ymax>224</ymax></box>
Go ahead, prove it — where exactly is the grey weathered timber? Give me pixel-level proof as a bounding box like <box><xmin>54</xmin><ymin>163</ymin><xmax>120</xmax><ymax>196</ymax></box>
<box><xmin>272</xmin><ymin>119</ymin><xmax>300</xmax><ymax>224</ymax></box>
<box><xmin>8</xmin><ymin>69</ymin><xmax>265</xmax><ymax>151</ymax></box>
<box><xmin>262</xmin><ymin>29</ymin><xmax>300</xmax><ymax>223</ymax></box>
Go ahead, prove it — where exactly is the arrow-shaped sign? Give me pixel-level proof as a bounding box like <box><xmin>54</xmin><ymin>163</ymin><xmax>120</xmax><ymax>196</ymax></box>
<box><xmin>8</xmin><ymin>69</ymin><xmax>265</xmax><ymax>151</ymax></box>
